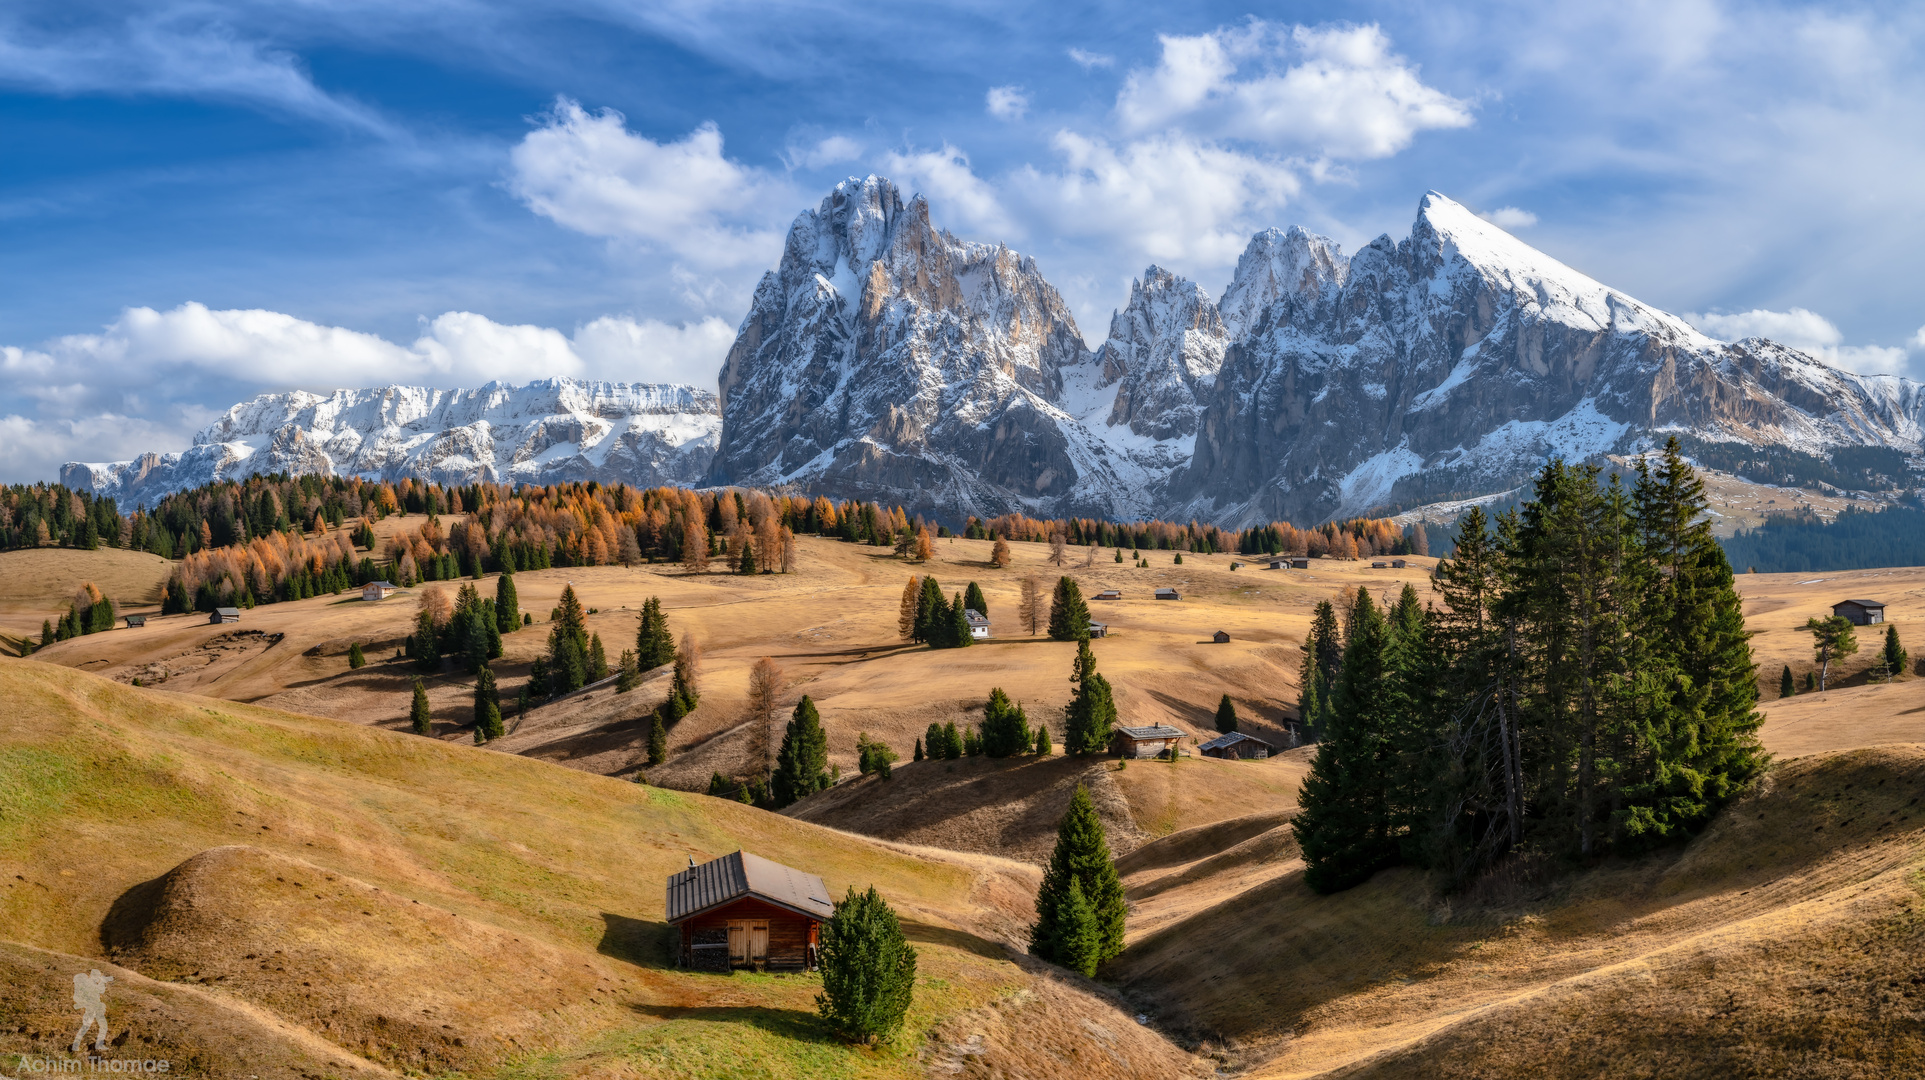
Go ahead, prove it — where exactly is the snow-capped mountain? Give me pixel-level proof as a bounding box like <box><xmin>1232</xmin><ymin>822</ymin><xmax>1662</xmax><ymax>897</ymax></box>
<box><xmin>712</xmin><ymin>179</ymin><xmax>1924</xmax><ymax>524</ymax></box>
<box><xmin>63</xmin><ymin>378</ymin><xmax>718</xmax><ymax>507</ymax></box>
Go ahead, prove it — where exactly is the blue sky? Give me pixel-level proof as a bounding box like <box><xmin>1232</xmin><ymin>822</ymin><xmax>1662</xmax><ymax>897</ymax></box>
<box><xmin>3</xmin><ymin>0</ymin><xmax>1924</xmax><ymax>482</ymax></box>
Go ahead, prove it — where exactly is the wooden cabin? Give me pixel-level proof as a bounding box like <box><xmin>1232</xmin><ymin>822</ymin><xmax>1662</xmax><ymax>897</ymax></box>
<box><xmin>1212</xmin><ymin>630</ymin><xmax>1231</xmax><ymax>643</ymax></box>
<box><xmin>362</xmin><ymin>581</ymin><xmax>399</xmax><ymax>602</ymax></box>
<box><xmin>1391</xmin><ymin>559</ymin><xmax>1408</xmax><ymax>569</ymax></box>
<box><xmin>1112</xmin><ymin>724</ymin><xmax>1186</xmax><ymax>759</ymax></box>
<box><xmin>1088</xmin><ymin>622</ymin><xmax>1110</xmax><ymax>638</ymax></box>
<box><xmin>1094</xmin><ymin>589</ymin><xmax>1122</xmax><ymax>600</ymax></box>
<box><xmin>123</xmin><ymin>615</ymin><xmax>147</xmax><ymax>629</ymax></box>
<box><xmin>1371</xmin><ymin>561</ymin><xmax>1388</xmax><ymax>569</ymax></box>
<box><xmin>1155</xmin><ymin>587</ymin><xmax>1180</xmax><ymax>600</ymax></box>
<box><xmin>1197</xmin><ymin>731</ymin><xmax>1275</xmax><ymax>760</ymax></box>
<box><xmin>667</xmin><ymin>850</ymin><xmax>834</xmax><ymax>973</ymax></box>
<box><xmin>1291</xmin><ymin>559</ymin><xmax>1310</xmax><ymax>570</ymax></box>
<box><xmin>209</xmin><ymin>607</ymin><xmax>240</xmax><ymax>625</ymax></box>
<box><xmin>1833</xmin><ymin>599</ymin><xmax>1886</xmax><ymax>626</ymax></box>
<box><xmin>1261</xmin><ymin>556</ymin><xmax>1291</xmax><ymax>569</ymax></box>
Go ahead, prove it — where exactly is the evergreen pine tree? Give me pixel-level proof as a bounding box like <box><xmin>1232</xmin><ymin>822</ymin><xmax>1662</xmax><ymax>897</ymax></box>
<box><xmin>590</xmin><ymin>632</ymin><xmax>610</xmax><ymax>680</ymax></box>
<box><xmin>948</xmin><ymin>592</ymin><xmax>972</xmax><ymax>649</ymax></box>
<box><xmin>348</xmin><ymin>642</ymin><xmax>365</xmax><ymax>669</ymax></box>
<box><xmin>815</xmin><ymin>886</ymin><xmax>918</xmax><ymax>1045</ymax></box>
<box><xmin>1780</xmin><ymin>664</ymin><xmax>1795</xmax><ymax>698</ymax></box>
<box><xmin>964</xmin><ymin>581</ymin><xmax>988</xmax><ymax>619</ymax></box>
<box><xmin>547</xmin><ymin>584</ymin><xmax>591</xmax><ymax>693</ymax></box>
<box><xmin>1293</xmin><ymin>589</ymin><xmax>1399</xmax><ymax>893</ymax></box>
<box><xmin>528</xmin><ymin>656</ymin><xmax>551</xmax><ymax>700</ymax></box>
<box><xmin>1035</xmin><ymin>725</ymin><xmax>1052</xmax><ymax>755</ymax></box>
<box><xmin>924</xmin><ymin>723</ymin><xmax>943</xmax><ymax>759</ymax></box>
<box><xmin>941</xmin><ymin>721</ymin><xmax>963</xmax><ymax>759</ymax></box>
<box><xmin>1214</xmin><ymin>694</ymin><xmax>1238</xmax><ymax>734</ymax></box>
<box><xmin>648</xmin><ymin>713</ymin><xmax>667</xmax><ymax>766</ymax></box>
<box><xmin>635</xmin><ymin>597</ymin><xmax>676</xmax><ymax>669</ymax></box>
<box><xmin>1054</xmin><ymin>878</ymin><xmax>1101</xmax><ymax>977</ymax></box>
<box><xmin>707</xmin><ymin>771</ymin><xmax>733</xmax><ymax>798</ymax></box>
<box><xmin>915</xmin><ymin>576</ymin><xmax>947</xmax><ymax>644</ymax></box>
<box><xmin>979</xmin><ymin>687</ymin><xmax>1032</xmax><ymax>757</ymax></box>
<box><xmin>1062</xmin><ymin>639</ymin><xmax>1116</xmax><ymax>755</ymax></box>
<box><xmin>616</xmin><ymin>649</ymin><xmax>640</xmax><ymax>692</ymax></box>
<box><xmin>1047</xmin><ymin>577</ymin><xmax>1092</xmax><ymax>641</ymax></box>
<box><xmin>1805</xmin><ymin>670</ymin><xmax>1816</xmax><ymax>692</ymax></box>
<box><xmin>771</xmin><ymin>695</ymin><xmax>832</xmax><ymax>807</ymax></box>
<box><xmin>410</xmin><ymin>678</ymin><xmax>433</xmax><ymax>735</ymax></box>
<box><xmin>474</xmin><ymin>663</ymin><xmax>503</xmax><ymax>742</ymax></box>
<box><xmin>1029</xmin><ymin>785</ymin><xmax>1127</xmax><ymax>966</ymax></box>
<box><xmin>1885</xmin><ymin>624</ymin><xmax>1909</xmax><ymax>678</ymax></box>
<box><xmin>913</xmin><ymin>738</ymin><xmax>923</xmax><ymax>762</ymax></box>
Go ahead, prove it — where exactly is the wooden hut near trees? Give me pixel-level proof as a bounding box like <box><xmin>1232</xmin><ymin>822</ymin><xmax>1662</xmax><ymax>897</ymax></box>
<box><xmin>1198</xmin><ymin>731</ymin><xmax>1275</xmax><ymax>760</ymax></box>
<box><xmin>1833</xmin><ymin>599</ymin><xmax>1886</xmax><ymax>626</ymax></box>
<box><xmin>1112</xmin><ymin>724</ymin><xmax>1186</xmax><ymax>759</ymax></box>
<box><xmin>667</xmin><ymin>851</ymin><xmax>834</xmax><ymax>972</ymax></box>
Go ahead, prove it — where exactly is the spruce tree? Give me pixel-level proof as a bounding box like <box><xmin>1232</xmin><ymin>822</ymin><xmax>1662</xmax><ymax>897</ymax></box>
<box><xmin>616</xmin><ymin>649</ymin><xmax>640</xmax><ymax>692</ymax></box>
<box><xmin>590</xmin><ymin>632</ymin><xmax>610</xmax><ymax>681</ymax></box>
<box><xmin>949</xmin><ymin>591</ymin><xmax>973</xmax><ymax>649</ymax></box>
<box><xmin>495</xmin><ymin>570</ymin><xmax>520</xmax><ymax>633</ymax></box>
<box><xmin>772</xmin><ymin>695</ymin><xmax>832</xmax><ymax>807</ymax></box>
<box><xmin>1293</xmin><ymin>589</ymin><xmax>1399</xmax><ymax>893</ymax></box>
<box><xmin>1047</xmin><ymin>576</ymin><xmax>1091</xmax><ymax>641</ymax></box>
<box><xmin>915</xmin><ymin>576</ymin><xmax>947</xmax><ymax>644</ymax></box>
<box><xmin>1214</xmin><ymin>694</ymin><xmax>1238</xmax><ymax>734</ymax></box>
<box><xmin>1298</xmin><ymin>600</ymin><xmax>1341</xmax><ymax>740</ymax></box>
<box><xmin>348</xmin><ymin>642</ymin><xmax>365</xmax><ymax>669</ymax></box>
<box><xmin>1780</xmin><ymin>664</ymin><xmax>1795</xmax><ymax>698</ymax></box>
<box><xmin>941</xmin><ymin>721</ymin><xmax>963</xmax><ymax>759</ymax></box>
<box><xmin>547</xmin><ymin>584</ymin><xmax>591</xmax><ymax>693</ymax></box>
<box><xmin>474</xmin><ymin>663</ymin><xmax>503</xmax><ymax>742</ymax></box>
<box><xmin>1805</xmin><ymin>670</ymin><xmax>1816</xmax><ymax>692</ymax></box>
<box><xmin>1029</xmin><ymin>785</ymin><xmax>1127</xmax><ymax>966</ymax></box>
<box><xmin>979</xmin><ymin>687</ymin><xmax>1032</xmax><ymax>757</ymax></box>
<box><xmin>1035</xmin><ymin>725</ymin><xmax>1052</xmax><ymax>755</ymax></box>
<box><xmin>1062</xmin><ymin>638</ymin><xmax>1116</xmax><ymax>755</ymax></box>
<box><xmin>924</xmin><ymin>722</ymin><xmax>943</xmax><ymax>759</ymax></box>
<box><xmin>1054</xmin><ymin>878</ymin><xmax>1101</xmax><ymax>977</ymax></box>
<box><xmin>410</xmin><ymin>678</ymin><xmax>433</xmax><ymax>735</ymax></box>
<box><xmin>913</xmin><ymin>738</ymin><xmax>923</xmax><ymax>762</ymax></box>
<box><xmin>1885</xmin><ymin>624</ymin><xmax>1909</xmax><ymax>679</ymax></box>
<box><xmin>648</xmin><ymin>713</ymin><xmax>667</xmax><ymax>766</ymax></box>
<box><xmin>964</xmin><ymin>581</ymin><xmax>988</xmax><ymax>619</ymax></box>
<box><xmin>815</xmin><ymin>886</ymin><xmax>918</xmax><ymax>1045</ymax></box>
<box><xmin>635</xmin><ymin>597</ymin><xmax>675</xmax><ymax>669</ymax></box>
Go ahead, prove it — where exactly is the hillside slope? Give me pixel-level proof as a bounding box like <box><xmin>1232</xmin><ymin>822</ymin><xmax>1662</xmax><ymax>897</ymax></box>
<box><xmin>0</xmin><ymin>659</ymin><xmax>1199</xmax><ymax>1078</ymax></box>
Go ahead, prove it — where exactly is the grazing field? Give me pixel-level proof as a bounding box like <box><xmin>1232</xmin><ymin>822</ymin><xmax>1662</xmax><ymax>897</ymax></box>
<box><xmin>0</xmin><ymin>659</ymin><xmax>1198</xmax><ymax>1078</ymax></box>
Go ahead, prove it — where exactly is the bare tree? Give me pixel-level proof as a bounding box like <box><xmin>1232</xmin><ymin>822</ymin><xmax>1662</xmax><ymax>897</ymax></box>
<box><xmin>675</xmin><ymin>632</ymin><xmax>702</xmax><ymax>698</ymax></box>
<box><xmin>1048</xmin><ymin>532</ymin><xmax>1067</xmax><ymax>567</ymax></box>
<box><xmin>1019</xmin><ymin>576</ymin><xmax>1043</xmax><ymax>636</ymax></box>
<box><xmin>746</xmin><ymin>656</ymin><xmax>786</xmax><ymax>780</ymax></box>
<box><xmin>1083</xmin><ymin>543</ymin><xmax>1096</xmax><ymax>567</ymax></box>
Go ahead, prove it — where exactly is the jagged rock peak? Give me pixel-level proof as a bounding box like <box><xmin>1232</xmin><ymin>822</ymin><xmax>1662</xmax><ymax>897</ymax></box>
<box><xmin>1098</xmin><ymin>266</ymin><xmax>1226</xmax><ymax>440</ymax></box>
<box><xmin>1219</xmin><ymin>225</ymin><xmax>1350</xmax><ymax>342</ymax></box>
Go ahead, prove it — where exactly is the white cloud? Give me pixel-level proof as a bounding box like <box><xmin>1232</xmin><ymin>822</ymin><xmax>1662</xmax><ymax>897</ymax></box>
<box><xmin>570</xmin><ymin>314</ymin><xmax>738</xmax><ymax>385</ymax></box>
<box><xmin>1478</xmin><ymin>206</ymin><xmax>1538</xmax><ymax>229</ymax></box>
<box><xmin>1685</xmin><ymin>307</ymin><xmax>1911</xmax><ymax>376</ymax></box>
<box><xmin>1912</xmin><ymin>325</ymin><xmax>1925</xmax><ymax>350</ymax></box>
<box><xmin>507</xmin><ymin>98</ymin><xmax>790</xmax><ymax>270</ymax></box>
<box><xmin>881</xmin><ymin>144</ymin><xmax>1019</xmax><ymax>238</ymax></box>
<box><xmin>1068</xmin><ymin>48</ymin><xmax>1114</xmax><ymax>70</ymax></box>
<box><xmin>986</xmin><ymin>85</ymin><xmax>1030</xmax><ymax>121</ymax></box>
<box><xmin>784</xmin><ymin>134</ymin><xmax>863</xmax><ymax>170</ymax></box>
<box><xmin>1011</xmin><ymin>131</ymin><xmax>1301</xmax><ymax>266</ymax></box>
<box><xmin>1115</xmin><ymin>22</ymin><xmax>1473</xmax><ymax>160</ymax></box>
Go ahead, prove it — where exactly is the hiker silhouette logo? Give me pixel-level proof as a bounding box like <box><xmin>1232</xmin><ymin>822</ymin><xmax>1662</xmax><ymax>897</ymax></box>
<box><xmin>71</xmin><ymin>968</ymin><xmax>113</xmax><ymax>1053</ymax></box>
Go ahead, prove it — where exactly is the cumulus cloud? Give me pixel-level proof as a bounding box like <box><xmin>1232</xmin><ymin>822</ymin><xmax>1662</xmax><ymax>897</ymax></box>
<box><xmin>1068</xmin><ymin>48</ymin><xmax>1114</xmax><ymax>70</ymax></box>
<box><xmin>1115</xmin><ymin>22</ymin><xmax>1473</xmax><ymax>160</ymax></box>
<box><xmin>1685</xmin><ymin>307</ymin><xmax>1911</xmax><ymax>376</ymax></box>
<box><xmin>784</xmin><ymin>134</ymin><xmax>863</xmax><ymax>170</ymax></box>
<box><xmin>986</xmin><ymin>85</ymin><xmax>1030</xmax><ymax>121</ymax></box>
<box><xmin>1478</xmin><ymin>206</ymin><xmax>1538</xmax><ymax>229</ymax></box>
<box><xmin>881</xmin><ymin>144</ymin><xmax>1019</xmax><ymax>238</ymax></box>
<box><xmin>507</xmin><ymin>98</ymin><xmax>790</xmax><ymax>270</ymax></box>
<box><xmin>0</xmin><ymin>303</ymin><xmax>736</xmax><ymax>479</ymax></box>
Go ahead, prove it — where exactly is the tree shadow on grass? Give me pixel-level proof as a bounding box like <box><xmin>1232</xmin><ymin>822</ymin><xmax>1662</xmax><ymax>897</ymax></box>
<box><xmin>599</xmin><ymin>912</ymin><xmax>673</xmax><ymax>969</ymax></box>
<box><xmin>900</xmin><ymin>921</ymin><xmax>1015</xmax><ymax>961</ymax></box>
<box><xmin>628</xmin><ymin>1001</ymin><xmax>840</xmax><ymax>1042</ymax></box>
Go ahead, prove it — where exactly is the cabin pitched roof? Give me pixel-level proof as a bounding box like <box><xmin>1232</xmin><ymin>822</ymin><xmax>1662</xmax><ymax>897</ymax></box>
<box><xmin>1115</xmin><ymin>724</ymin><xmax>1186</xmax><ymax>740</ymax></box>
<box><xmin>666</xmin><ymin>850</ymin><xmax>835</xmax><ymax>924</ymax></box>
<box><xmin>1838</xmin><ymin>599</ymin><xmax>1886</xmax><ymax>609</ymax></box>
<box><xmin>1197</xmin><ymin>731</ymin><xmax>1274</xmax><ymax>753</ymax></box>
<box><xmin>964</xmin><ymin>608</ymin><xmax>989</xmax><ymax>626</ymax></box>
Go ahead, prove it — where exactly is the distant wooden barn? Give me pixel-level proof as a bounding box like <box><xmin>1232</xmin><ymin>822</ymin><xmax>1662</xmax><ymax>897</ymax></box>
<box><xmin>1212</xmin><ymin>630</ymin><xmax>1231</xmax><ymax>643</ymax></box>
<box><xmin>1371</xmin><ymin>561</ymin><xmax>1388</xmax><ymax>569</ymax></box>
<box><xmin>1088</xmin><ymin>622</ymin><xmax>1110</xmax><ymax>638</ymax></box>
<box><xmin>1155</xmin><ymin>587</ymin><xmax>1180</xmax><ymax>600</ymax></box>
<box><xmin>362</xmin><ymin>581</ymin><xmax>399</xmax><ymax>602</ymax></box>
<box><xmin>667</xmin><ymin>851</ymin><xmax>834</xmax><ymax>973</ymax></box>
<box><xmin>123</xmin><ymin>615</ymin><xmax>147</xmax><ymax>629</ymax></box>
<box><xmin>209</xmin><ymin>607</ymin><xmax>240</xmax><ymax>625</ymax></box>
<box><xmin>1198</xmin><ymin>731</ymin><xmax>1275</xmax><ymax>760</ymax></box>
<box><xmin>1094</xmin><ymin>589</ymin><xmax>1122</xmax><ymax>600</ymax></box>
<box><xmin>1261</xmin><ymin>556</ymin><xmax>1292</xmax><ymax>569</ymax></box>
<box><xmin>1391</xmin><ymin>559</ymin><xmax>1408</xmax><ymax>569</ymax></box>
<box><xmin>1833</xmin><ymin>599</ymin><xmax>1886</xmax><ymax>626</ymax></box>
<box><xmin>1291</xmin><ymin>559</ymin><xmax>1309</xmax><ymax>570</ymax></box>
<box><xmin>1112</xmin><ymin>724</ymin><xmax>1186</xmax><ymax>759</ymax></box>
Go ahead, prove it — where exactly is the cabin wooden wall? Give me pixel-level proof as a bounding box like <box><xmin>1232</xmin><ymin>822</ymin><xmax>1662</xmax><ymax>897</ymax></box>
<box><xmin>676</xmin><ymin>897</ymin><xmax>819</xmax><ymax>971</ymax></box>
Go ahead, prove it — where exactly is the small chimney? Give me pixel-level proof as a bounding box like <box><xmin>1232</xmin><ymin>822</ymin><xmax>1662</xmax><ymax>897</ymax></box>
<box><xmin>688</xmin><ymin>856</ymin><xmax>695</xmax><ymax>869</ymax></box>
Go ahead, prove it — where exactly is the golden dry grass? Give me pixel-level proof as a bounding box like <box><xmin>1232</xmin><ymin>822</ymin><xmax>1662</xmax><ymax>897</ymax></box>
<box><xmin>0</xmin><ymin>546</ymin><xmax>173</xmax><ymax>630</ymax></box>
<box><xmin>0</xmin><ymin>659</ymin><xmax>1198</xmax><ymax>1078</ymax></box>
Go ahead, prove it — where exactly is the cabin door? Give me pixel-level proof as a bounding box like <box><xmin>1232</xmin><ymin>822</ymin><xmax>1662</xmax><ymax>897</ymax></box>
<box><xmin>749</xmin><ymin>923</ymin><xmax>769</xmax><ymax>967</ymax></box>
<box><xmin>727</xmin><ymin>921</ymin><xmax>749</xmax><ymax>966</ymax></box>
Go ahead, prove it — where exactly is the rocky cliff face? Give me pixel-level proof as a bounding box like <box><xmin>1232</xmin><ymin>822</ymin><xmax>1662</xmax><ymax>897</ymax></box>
<box><xmin>63</xmin><ymin>379</ymin><xmax>718</xmax><ymax>507</ymax></box>
<box><xmin>1181</xmin><ymin>193</ymin><xmax>1925</xmax><ymax>523</ymax></box>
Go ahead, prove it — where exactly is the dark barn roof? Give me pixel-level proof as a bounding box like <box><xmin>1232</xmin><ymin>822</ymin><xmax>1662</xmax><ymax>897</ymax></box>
<box><xmin>666</xmin><ymin>850</ymin><xmax>835</xmax><ymax>925</ymax></box>
<box><xmin>1198</xmin><ymin>731</ymin><xmax>1275</xmax><ymax>753</ymax></box>
<box><xmin>1838</xmin><ymin>599</ymin><xmax>1886</xmax><ymax>609</ymax></box>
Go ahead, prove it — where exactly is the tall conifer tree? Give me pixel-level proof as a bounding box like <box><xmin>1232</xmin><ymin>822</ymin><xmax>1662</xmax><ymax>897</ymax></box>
<box><xmin>1029</xmin><ymin>785</ymin><xmax>1127</xmax><ymax>967</ymax></box>
<box><xmin>1294</xmin><ymin>589</ymin><xmax>1399</xmax><ymax>892</ymax></box>
<box><xmin>1062</xmin><ymin>639</ymin><xmax>1116</xmax><ymax>755</ymax></box>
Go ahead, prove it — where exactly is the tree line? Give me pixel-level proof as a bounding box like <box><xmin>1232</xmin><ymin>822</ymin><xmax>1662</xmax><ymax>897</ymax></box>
<box><xmin>1294</xmin><ymin>440</ymin><xmax>1768</xmax><ymax>892</ymax></box>
<box><xmin>1722</xmin><ymin>504</ymin><xmax>1925</xmax><ymax>574</ymax></box>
